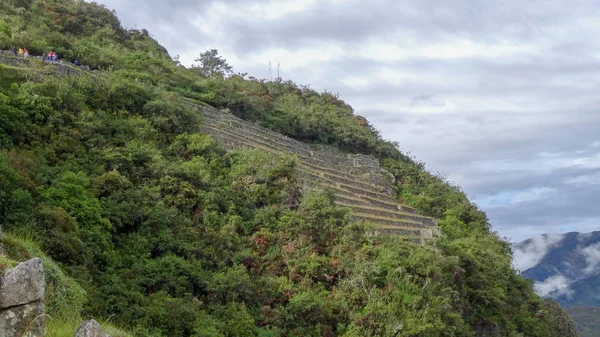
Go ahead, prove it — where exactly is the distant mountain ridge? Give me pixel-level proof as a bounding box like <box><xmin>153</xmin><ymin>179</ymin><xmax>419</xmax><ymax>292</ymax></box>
<box><xmin>514</xmin><ymin>231</ymin><xmax>600</xmax><ymax>307</ymax></box>
<box><xmin>515</xmin><ymin>231</ymin><xmax>600</xmax><ymax>337</ymax></box>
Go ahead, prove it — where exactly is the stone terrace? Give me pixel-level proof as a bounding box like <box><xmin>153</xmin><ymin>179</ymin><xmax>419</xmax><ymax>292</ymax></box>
<box><xmin>0</xmin><ymin>54</ymin><xmax>439</xmax><ymax>241</ymax></box>
<box><xmin>181</xmin><ymin>99</ymin><xmax>439</xmax><ymax>241</ymax></box>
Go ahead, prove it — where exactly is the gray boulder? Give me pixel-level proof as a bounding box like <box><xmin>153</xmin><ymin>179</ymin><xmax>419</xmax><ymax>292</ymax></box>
<box><xmin>0</xmin><ymin>302</ymin><xmax>45</xmax><ymax>337</ymax></box>
<box><xmin>0</xmin><ymin>258</ymin><xmax>45</xmax><ymax>308</ymax></box>
<box><xmin>74</xmin><ymin>319</ymin><xmax>111</xmax><ymax>337</ymax></box>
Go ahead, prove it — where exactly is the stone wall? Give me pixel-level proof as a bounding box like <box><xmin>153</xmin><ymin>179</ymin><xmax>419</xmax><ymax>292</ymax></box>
<box><xmin>186</xmin><ymin>101</ymin><xmax>396</xmax><ymax>193</ymax></box>
<box><xmin>183</xmin><ymin>99</ymin><xmax>439</xmax><ymax>240</ymax></box>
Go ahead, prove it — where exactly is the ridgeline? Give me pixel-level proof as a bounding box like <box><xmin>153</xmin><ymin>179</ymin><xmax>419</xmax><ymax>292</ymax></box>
<box><xmin>0</xmin><ymin>0</ymin><xmax>576</xmax><ymax>336</ymax></box>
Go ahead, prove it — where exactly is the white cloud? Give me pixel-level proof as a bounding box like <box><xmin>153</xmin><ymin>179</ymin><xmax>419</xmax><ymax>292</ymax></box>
<box><xmin>513</xmin><ymin>233</ymin><xmax>564</xmax><ymax>271</ymax></box>
<box><xmin>535</xmin><ymin>274</ymin><xmax>573</xmax><ymax>297</ymax></box>
<box><xmin>564</xmin><ymin>172</ymin><xmax>600</xmax><ymax>186</ymax></box>
<box><xmin>479</xmin><ymin>187</ymin><xmax>556</xmax><ymax>209</ymax></box>
<box><xmin>359</xmin><ymin>38</ymin><xmax>539</xmax><ymax>62</ymax></box>
<box><xmin>512</xmin><ymin>188</ymin><xmax>556</xmax><ymax>204</ymax></box>
<box><xmin>581</xmin><ymin>242</ymin><xmax>600</xmax><ymax>274</ymax></box>
<box><xmin>197</xmin><ymin>0</ymin><xmax>320</xmax><ymax>23</ymax></box>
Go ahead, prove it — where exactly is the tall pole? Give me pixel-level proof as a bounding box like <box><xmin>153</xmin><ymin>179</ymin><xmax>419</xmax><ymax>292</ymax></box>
<box><xmin>277</xmin><ymin>63</ymin><xmax>280</xmax><ymax>79</ymax></box>
<box><xmin>268</xmin><ymin>61</ymin><xmax>272</xmax><ymax>81</ymax></box>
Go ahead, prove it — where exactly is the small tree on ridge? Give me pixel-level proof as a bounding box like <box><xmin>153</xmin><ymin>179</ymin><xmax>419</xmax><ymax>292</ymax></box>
<box><xmin>193</xmin><ymin>48</ymin><xmax>233</xmax><ymax>77</ymax></box>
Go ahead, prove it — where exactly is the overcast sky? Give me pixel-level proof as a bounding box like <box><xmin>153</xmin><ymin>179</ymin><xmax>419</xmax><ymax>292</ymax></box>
<box><xmin>93</xmin><ymin>0</ymin><xmax>600</xmax><ymax>242</ymax></box>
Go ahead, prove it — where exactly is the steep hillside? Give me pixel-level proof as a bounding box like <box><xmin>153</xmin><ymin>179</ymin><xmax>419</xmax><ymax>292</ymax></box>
<box><xmin>0</xmin><ymin>50</ymin><xmax>440</xmax><ymax>241</ymax></box>
<box><xmin>0</xmin><ymin>0</ymin><xmax>576</xmax><ymax>336</ymax></box>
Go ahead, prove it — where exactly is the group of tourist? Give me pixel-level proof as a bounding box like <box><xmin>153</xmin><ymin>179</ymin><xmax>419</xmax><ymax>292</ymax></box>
<box><xmin>9</xmin><ymin>46</ymin><xmax>29</xmax><ymax>58</ymax></box>
<box><xmin>41</xmin><ymin>50</ymin><xmax>59</xmax><ymax>63</ymax></box>
<box><xmin>6</xmin><ymin>46</ymin><xmax>89</xmax><ymax>69</ymax></box>
<box><xmin>8</xmin><ymin>46</ymin><xmax>61</xmax><ymax>63</ymax></box>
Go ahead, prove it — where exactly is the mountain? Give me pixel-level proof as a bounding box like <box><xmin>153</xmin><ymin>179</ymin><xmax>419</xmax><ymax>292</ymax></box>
<box><xmin>515</xmin><ymin>231</ymin><xmax>600</xmax><ymax>307</ymax></box>
<box><xmin>515</xmin><ymin>231</ymin><xmax>600</xmax><ymax>337</ymax></box>
<box><xmin>0</xmin><ymin>0</ymin><xmax>577</xmax><ymax>336</ymax></box>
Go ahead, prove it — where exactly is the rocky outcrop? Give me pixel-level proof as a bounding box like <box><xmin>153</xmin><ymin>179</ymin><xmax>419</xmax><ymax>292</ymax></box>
<box><xmin>74</xmin><ymin>320</ymin><xmax>111</xmax><ymax>337</ymax></box>
<box><xmin>0</xmin><ymin>258</ymin><xmax>45</xmax><ymax>337</ymax></box>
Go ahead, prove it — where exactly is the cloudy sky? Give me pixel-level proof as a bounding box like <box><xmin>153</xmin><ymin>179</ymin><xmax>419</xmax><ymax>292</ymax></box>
<box><xmin>93</xmin><ymin>0</ymin><xmax>600</xmax><ymax>242</ymax></box>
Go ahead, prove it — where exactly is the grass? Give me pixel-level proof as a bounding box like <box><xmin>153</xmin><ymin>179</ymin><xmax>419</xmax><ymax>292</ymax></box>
<box><xmin>2</xmin><ymin>231</ymin><xmax>86</xmax><ymax>318</ymax></box>
<box><xmin>0</xmin><ymin>253</ymin><xmax>16</xmax><ymax>273</ymax></box>
<box><xmin>352</xmin><ymin>212</ymin><xmax>423</xmax><ymax>226</ymax></box>
<box><xmin>0</xmin><ymin>231</ymin><xmax>134</xmax><ymax>337</ymax></box>
<box><xmin>45</xmin><ymin>316</ymin><xmax>133</xmax><ymax>337</ymax></box>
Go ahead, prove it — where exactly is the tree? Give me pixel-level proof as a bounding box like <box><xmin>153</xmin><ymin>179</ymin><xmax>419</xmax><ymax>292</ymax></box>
<box><xmin>193</xmin><ymin>49</ymin><xmax>233</xmax><ymax>77</ymax></box>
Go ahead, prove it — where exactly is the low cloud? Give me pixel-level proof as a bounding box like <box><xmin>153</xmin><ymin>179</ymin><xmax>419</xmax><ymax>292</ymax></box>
<box><xmin>513</xmin><ymin>233</ymin><xmax>564</xmax><ymax>271</ymax></box>
<box><xmin>535</xmin><ymin>274</ymin><xmax>573</xmax><ymax>297</ymax></box>
<box><xmin>480</xmin><ymin>187</ymin><xmax>556</xmax><ymax>208</ymax></box>
<box><xmin>581</xmin><ymin>242</ymin><xmax>600</xmax><ymax>274</ymax></box>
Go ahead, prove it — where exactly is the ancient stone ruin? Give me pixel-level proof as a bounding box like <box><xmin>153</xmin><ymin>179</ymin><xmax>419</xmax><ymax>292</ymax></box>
<box><xmin>182</xmin><ymin>99</ymin><xmax>439</xmax><ymax>241</ymax></box>
<box><xmin>0</xmin><ymin>258</ymin><xmax>45</xmax><ymax>337</ymax></box>
<box><xmin>0</xmin><ymin>55</ymin><xmax>439</xmax><ymax>242</ymax></box>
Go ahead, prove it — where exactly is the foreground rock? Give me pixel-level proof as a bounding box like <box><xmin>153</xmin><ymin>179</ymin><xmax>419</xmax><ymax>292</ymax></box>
<box><xmin>74</xmin><ymin>319</ymin><xmax>111</xmax><ymax>337</ymax></box>
<box><xmin>0</xmin><ymin>258</ymin><xmax>45</xmax><ymax>337</ymax></box>
<box><xmin>0</xmin><ymin>258</ymin><xmax>45</xmax><ymax>308</ymax></box>
<box><xmin>0</xmin><ymin>303</ymin><xmax>45</xmax><ymax>337</ymax></box>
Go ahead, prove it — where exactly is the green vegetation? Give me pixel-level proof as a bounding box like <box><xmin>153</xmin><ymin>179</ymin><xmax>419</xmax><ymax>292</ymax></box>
<box><xmin>0</xmin><ymin>0</ymin><xmax>577</xmax><ymax>336</ymax></box>
<box><xmin>567</xmin><ymin>306</ymin><xmax>600</xmax><ymax>337</ymax></box>
<box><xmin>0</xmin><ymin>232</ymin><xmax>130</xmax><ymax>337</ymax></box>
<box><xmin>542</xmin><ymin>299</ymin><xmax>578</xmax><ymax>337</ymax></box>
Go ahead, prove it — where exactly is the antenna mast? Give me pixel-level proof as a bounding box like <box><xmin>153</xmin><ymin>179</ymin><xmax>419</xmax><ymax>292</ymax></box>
<box><xmin>268</xmin><ymin>61</ymin><xmax>272</xmax><ymax>81</ymax></box>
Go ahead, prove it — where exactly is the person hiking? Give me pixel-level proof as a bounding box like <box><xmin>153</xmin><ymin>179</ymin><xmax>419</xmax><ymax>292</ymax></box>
<box><xmin>74</xmin><ymin>59</ymin><xmax>80</xmax><ymax>66</ymax></box>
<box><xmin>23</xmin><ymin>48</ymin><xmax>28</xmax><ymax>59</ymax></box>
<box><xmin>52</xmin><ymin>52</ymin><xmax>58</xmax><ymax>63</ymax></box>
<box><xmin>11</xmin><ymin>46</ymin><xmax>17</xmax><ymax>55</ymax></box>
<box><xmin>18</xmin><ymin>48</ymin><xmax>23</xmax><ymax>56</ymax></box>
